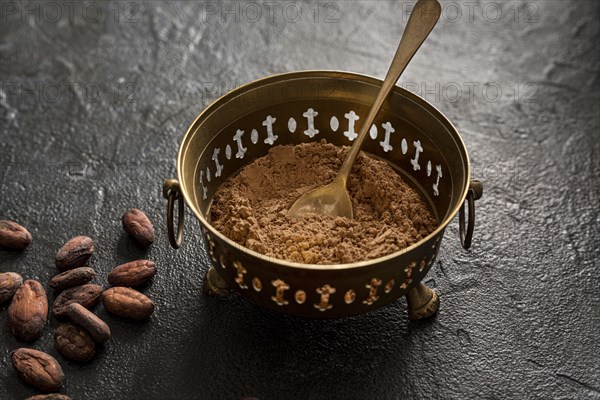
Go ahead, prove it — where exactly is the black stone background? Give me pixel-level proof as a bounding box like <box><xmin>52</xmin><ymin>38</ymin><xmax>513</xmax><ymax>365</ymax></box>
<box><xmin>1</xmin><ymin>1</ymin><xmax>599</xmax><ymax>399</ymax></box>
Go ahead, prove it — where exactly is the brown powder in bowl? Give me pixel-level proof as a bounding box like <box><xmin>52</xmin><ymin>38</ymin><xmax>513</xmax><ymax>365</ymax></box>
<box><xmin>210</xmin><ymin>141</ymin><xmax>437</xmax><ymax>264</ymax></box>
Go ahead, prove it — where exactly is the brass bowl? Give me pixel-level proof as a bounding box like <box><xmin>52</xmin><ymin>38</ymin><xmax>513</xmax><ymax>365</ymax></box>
<box><xmin>163</xmin><ymin>71</ymin><xmax>482</xmax><ymax>319</ymax></box>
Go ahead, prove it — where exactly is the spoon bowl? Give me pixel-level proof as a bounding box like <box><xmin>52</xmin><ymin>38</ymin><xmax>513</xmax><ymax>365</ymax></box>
<box><xmin>288</xmin><ymin>178</ymin><xmax>353</xmax><ymax>219</ymax></box>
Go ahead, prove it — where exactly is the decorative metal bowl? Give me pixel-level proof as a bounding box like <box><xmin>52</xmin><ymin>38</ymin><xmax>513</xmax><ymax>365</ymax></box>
<box><xmin>163</xmin><ymin>71</ymin><xmax>482</xmax><ymax>319</ymax></box>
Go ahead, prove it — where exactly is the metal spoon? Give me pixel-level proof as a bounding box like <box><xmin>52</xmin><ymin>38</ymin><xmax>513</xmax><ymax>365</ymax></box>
<box><xmin>289</xmin><ymin>0</ymin><xmax>442</xmax><ymax>219</ymax></box>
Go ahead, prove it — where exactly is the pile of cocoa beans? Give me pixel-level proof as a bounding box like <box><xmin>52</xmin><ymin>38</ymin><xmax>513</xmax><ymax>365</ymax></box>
<box><xmin>0</xmin><ymin>209</ymin><xmax>157</xmax><ymax>399</ymax></box>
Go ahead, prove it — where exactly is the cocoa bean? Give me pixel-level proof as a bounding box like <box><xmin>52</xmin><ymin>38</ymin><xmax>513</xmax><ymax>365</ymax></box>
<box><xmin>8</xmin><ymin>280</ymin><xmax>48</xmax><ymax>341</ymax></box>
<box><xmin>11</xmin><ymin>348</ymin><xmax>64</xmax><ymax>392</ymax></box>
<box><xmin>66</xmin><ymin>303</ymin><xmax>111</xmax><ymax>343</ymax></box>
<box><xmin>122</xmin><ymin>208</ymin><xmax>154</xmax><ymax>247</ymax></box>
<box><xmin>0</xmin><ymin>271</ymin><xmax>23</xmax><ymax>304</ymax></box>
<box><xmin>108</xmin><ymin>259</ymin><xmax>156</xmax><ymax>287</ymax></box>
<box><xmin>55</xmin><ymin>236</ymin><xmax>94</xmax><ymax>271</ymax></box>
<box><xmin>25</xmin><ymin>395</ymin><xmax>72</xmax><ymax>400</ymax></box>
<box><xmin>0</xmin><ymin>220</ymin><xmax>32</xmax><ymax>251</ymax></box>
<box><xmin>102</xmin><ymin>287</ymin><xmax>154</xmax><ymax>320</ymax></box>
<box><xmin>49</xmin><ymin>267</ymin><xmax>96</xmax><ymax>292</ymax></box>
<box><xmin>54</xmin><ymin>323</ymin><xmax>95</xmax><ymax>362</ymax></box>
<box><xmin>25</xmin><ymin>394</ymin><xmax>72</xmax><ymax>400</ymax></box>
<box><xmin>52</xmin><ymin>284</ymin><xmax>102</xmax><ymax>318</ymax></box>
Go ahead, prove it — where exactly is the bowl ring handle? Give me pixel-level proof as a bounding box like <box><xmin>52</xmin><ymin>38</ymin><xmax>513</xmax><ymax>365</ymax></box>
<box><xmin>459</xmin><ymin>180</ymin><xmax>483</xmax><ymax>250</ymax></box>
<box><xmin>162</xmin><ymin>179</ymin><xmax>185</xmax><ymax>249</ymax></box>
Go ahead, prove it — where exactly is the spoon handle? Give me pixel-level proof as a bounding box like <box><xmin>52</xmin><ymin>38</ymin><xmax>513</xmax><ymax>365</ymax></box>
<box><xmin>336</xmin><ymin>0</ymin><xmax>441</xmax><ymax>183</ymax></box>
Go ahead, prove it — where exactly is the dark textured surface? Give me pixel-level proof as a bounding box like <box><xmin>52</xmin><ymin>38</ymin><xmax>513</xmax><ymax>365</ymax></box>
<box><xmin>1</xmin><ymin>1</ymin><xmax>599</xmax><ymax>399</ymax></box>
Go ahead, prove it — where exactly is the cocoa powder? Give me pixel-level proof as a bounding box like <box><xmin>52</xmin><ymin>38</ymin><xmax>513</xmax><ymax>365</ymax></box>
<box><xmin>210</xmin><ymin>142</ymin><xmax>437</xmax><ymax>264</ymax></box>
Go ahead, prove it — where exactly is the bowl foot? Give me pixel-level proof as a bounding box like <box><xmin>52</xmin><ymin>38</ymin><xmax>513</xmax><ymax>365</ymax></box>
<box><xmin>406</xmin><ymin>283</ymin><xmax>439</xmax><ymax>320</ymax></box>
<box><xmin>202</xmin><ymin>267</ymin><xmax>230</xmax><ymax>298</ymax></box>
